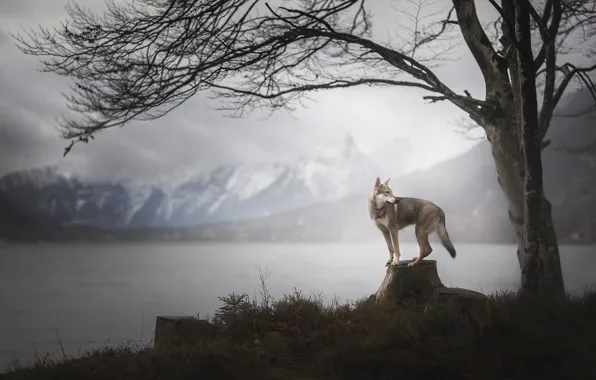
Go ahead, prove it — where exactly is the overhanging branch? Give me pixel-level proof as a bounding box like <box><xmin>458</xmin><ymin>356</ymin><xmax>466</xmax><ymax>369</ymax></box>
<box><xmin>540</xmin><ymin>62</ymin><xmax>596</xmax><ymax>139</ymax></box>
<box><xmin>453</xmin><ymin>0</ymin><xmax>507</xmax><ymax>90</ymax></box>
<box><xmin>14</xmin><ymin>0</ymin><xmax>489</xmax><ymax>150</ymax></box>
<box><xmin>537</xmin><ymin>0</ymin><xmax>562</xmax><ymax>134</ymax></box>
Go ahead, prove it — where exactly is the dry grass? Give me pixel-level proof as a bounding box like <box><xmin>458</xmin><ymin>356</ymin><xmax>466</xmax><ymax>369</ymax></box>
<box><xmin>4</xmin><ymin>271</ymin><xmax>596</xmax><ymax>380</ymax></box>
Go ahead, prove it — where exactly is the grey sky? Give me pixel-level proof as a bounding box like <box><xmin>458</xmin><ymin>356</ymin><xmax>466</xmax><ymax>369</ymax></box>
<box><xmin>0</xmin><ymin>0</ymin><xmax>495</xmax><ymax>182</ymax></box>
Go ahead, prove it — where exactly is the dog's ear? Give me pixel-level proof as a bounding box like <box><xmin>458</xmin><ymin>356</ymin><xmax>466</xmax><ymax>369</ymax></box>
<box><xmin>375</xmin><ymin>177</ymin><xmax>381</xmax><ymax>188</ymax></box>
<box><xmin>383</xmin><ymin>177</ymin><xmax>391</xmax><ymax>186</ymax></box>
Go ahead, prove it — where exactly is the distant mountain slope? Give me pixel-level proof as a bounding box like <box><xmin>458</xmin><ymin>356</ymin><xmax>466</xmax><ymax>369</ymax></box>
<box><xmin>542</xmin><ymin>91</ymin><xmax>596</xmax><ymax>241</ymax></box>
<box><xmin>0</xmin><ymin>166</ymin><xmax>153</xmax><ymax>228</ymax></box>
<box><xmin>0</xmin><ymin>134</ymin><xmax>383</xmax><ymax>232</ymax></box>
<box><xmin>0</xmin><ymin>191</ymin><xmax>62</xmax><ymax>241</ymax></box>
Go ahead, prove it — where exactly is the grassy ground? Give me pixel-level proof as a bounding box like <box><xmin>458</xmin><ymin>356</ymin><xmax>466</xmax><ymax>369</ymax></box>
<box><xmin>3</xmin><ymin>281</ymin><xmax>596</xmax><ymax>380</ymax></box>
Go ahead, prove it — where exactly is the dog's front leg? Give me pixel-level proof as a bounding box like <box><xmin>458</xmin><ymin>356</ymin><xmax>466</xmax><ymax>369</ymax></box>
<box><xmin>381</xmin><ymin>228</ymin><xmax>394</xmax><ymax>266</ymax></box>
<box><xmin>390</xmin><ymin>228</ymin><xmax>401</xmax><ymax>265</ymax></box>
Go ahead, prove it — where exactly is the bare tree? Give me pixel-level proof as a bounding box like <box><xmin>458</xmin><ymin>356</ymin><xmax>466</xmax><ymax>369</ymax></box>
<box><xmin>514</xmin><ymin>0</ymin><xmax>548</xmax><ymax>293</ymax></box>
<box><xmin>13</xmin><ymin>0</ymin><xmax>596</xmax><ymax>295</ymax></box>
<box><xmin>450</xmin><ymin>116</ymin><xmax>486</xmax><ymax>140</ymax></box>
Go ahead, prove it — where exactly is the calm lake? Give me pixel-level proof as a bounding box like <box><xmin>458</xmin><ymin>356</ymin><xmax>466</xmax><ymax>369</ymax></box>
<box><xmin>1</xmin><ymin>241</ymin><xmax>595</xmax><ymax>371</ymax></box>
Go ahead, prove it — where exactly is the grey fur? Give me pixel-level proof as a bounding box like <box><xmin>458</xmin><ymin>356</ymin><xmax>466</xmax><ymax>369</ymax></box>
<box><xmin>368</xmin><ymin>177</ymin><xmax>457</xmax><ymax>267</ymax></box>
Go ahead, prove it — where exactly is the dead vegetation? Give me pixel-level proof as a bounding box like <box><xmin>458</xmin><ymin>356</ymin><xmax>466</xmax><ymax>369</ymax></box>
<box><xmin>4</xmin><ymin>270</ymin><xmax>596</xmax><ymax>380</ymax></box>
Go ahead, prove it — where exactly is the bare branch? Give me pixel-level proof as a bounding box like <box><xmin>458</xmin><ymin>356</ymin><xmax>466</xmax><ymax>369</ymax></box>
<box><xmin>10</xmin><ymin>0</ymin><xmax>596</xmax><ymax>156</ymax></box>
<box><xmin>13</xmin><ymin>0</ymin><xmax>487</xmax><ymax>151</ymax></box>
<box><xmin>453</xmin><ymin>0</ymin><xmax>507</xmax><ymax>90</ymax></box>
<box><xmin>540</xmin><ymin>62</ymin><xmax>596</xmax><ymax>139</ymax></box>
<box><xmin>532</xmin><ymin>0</ymin><xmax>553</xmax><ymax>70</ymax></box>
<box><xmin>488</xmin><ymin>0</ymin><xmax>519</xmax><ymax>50</ymax></box>
<box><xmin>449</xmin><ymin>115</ymin><xmax>486</xmax><ymax>140</ymax></box>
<box><xmin>537</xmin><ymin>0</ymin><xmax>562</xmax><ymax>135</ymax></box>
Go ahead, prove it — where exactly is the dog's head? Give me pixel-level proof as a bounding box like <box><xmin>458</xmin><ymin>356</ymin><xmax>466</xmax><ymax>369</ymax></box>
<box><xmin>372</xmin><ymin>177</ymin><xmax>399</xmax><ymax>205</ymax></box>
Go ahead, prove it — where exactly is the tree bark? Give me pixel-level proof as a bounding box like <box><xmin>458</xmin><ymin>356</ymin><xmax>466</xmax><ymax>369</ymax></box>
<box><xmin>536</xmin><ymin>196</ymin><xmax>565</xmax><ymax>295</ymax></box>
<box><xmin>513</xmin><ymin>0</ymin><xmax>564</xmax><ymax>296</ymax></box>
<box><xmin>514</xmin><ymin>0</ymin><xmax>544</xmax><ymax>293</ymax></box>
<box><xmin>484</xmin><ymin>120</ymin><xmax>564</xmax><ymax>296</ymax></box>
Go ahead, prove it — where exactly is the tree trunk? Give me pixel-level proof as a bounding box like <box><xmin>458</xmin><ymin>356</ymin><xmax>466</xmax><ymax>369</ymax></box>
<box><xmin>514</xmin><ymin>0</ymin><xmax>565</xmax><ymax>296</ymax></box>
<box><xmin>535</xmin><ymin>196</ymin><xmax>565</xmax><ymax>295</ymax></box>
<box><xmin>485</xmin><ymin>122</ymin><xmax>565</xmax><ymax>296</ymax></box>
<box><xmin>479</xmin><ymin>92</ymin><xmax>564</xmax><ymax>296</ymax></box>
<box><xmin>514</xmin><ymin>0</ymin><xmax>545</xmax><ymax>293</ymax></box>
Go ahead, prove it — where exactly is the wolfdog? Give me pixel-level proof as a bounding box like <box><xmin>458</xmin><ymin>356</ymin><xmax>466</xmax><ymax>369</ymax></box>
<box><xmin>368</xmin><ymin>177</ymin><xmax>456</xmax><ymax>267</ymax></box>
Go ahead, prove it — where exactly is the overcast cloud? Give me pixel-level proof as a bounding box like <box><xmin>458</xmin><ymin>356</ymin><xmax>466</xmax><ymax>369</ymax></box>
<box><xmin>0</xmin><ymin>0</ymin><xmax>495</xmax><ymax>182</ymax></box>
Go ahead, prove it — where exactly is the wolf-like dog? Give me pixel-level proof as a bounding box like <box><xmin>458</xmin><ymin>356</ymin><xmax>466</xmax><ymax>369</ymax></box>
<box><xmin>368</xmin><ymin>177</ymin><xmax>456</xmax><ymax>267</ymax></box>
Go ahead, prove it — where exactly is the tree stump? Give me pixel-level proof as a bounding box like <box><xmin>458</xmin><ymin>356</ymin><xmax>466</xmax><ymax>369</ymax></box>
<box><xmin>154</xmin><ymin>315</ymin><xmax>217</xmax><ymax>348</ymax></box>
<box><xmin>423</xmin><ymin>287</ymin><xmax>492</xmax><ymax>340</ymax></box>
<box><xmin>375</xmin><ymin>259</ymin><xmax>445</xmax><ymax>305</ymax></box>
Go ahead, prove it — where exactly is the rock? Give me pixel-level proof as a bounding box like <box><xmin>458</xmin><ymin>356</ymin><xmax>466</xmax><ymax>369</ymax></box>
<box><xmin>423</xmin><ymin>287</ymin><xmax>492</xmax><ymax>340</ymax></box>
<box><xmin>154</xmin><ymin>315</ymin><xmax>217</xmax><ymax>348</ymax></box>
<box><xmin>375</xmin><ymin>259</ymin><xmax>444</xmax><ymax>305</ymax></box>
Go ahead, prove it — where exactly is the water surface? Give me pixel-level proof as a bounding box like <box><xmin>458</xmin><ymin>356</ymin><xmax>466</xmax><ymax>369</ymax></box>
<box><xmin>1</xmin><ymin>241</ymin><xmax>594</xmax><ymax>371</ymax></box>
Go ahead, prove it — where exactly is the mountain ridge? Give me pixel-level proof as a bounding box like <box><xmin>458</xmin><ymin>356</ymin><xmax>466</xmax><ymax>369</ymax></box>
<box><xmin>0</xmin><ymin>133</ymin><xmax>386</xmax><ymax>230</ymax></box>
<box><xmin>1</xmin><ymin>91</ymin><xmax>595</xmax><ymax>243</ymax></box>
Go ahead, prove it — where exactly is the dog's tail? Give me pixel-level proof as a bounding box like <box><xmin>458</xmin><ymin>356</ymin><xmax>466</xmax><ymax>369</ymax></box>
<box><xmin>437</xmin><ymin>209</ymin><xmax>456</xmax><ymax>259</ymax></box>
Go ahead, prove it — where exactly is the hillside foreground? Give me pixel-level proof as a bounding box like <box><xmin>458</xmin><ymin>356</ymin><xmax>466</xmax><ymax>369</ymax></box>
<box><xmin>3</xmin><ymin>284</ymin><xmax>596</xmax><ymax>380</ymax></box>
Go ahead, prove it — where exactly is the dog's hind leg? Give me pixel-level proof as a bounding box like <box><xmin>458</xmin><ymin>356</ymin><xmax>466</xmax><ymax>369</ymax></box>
<box><xmin>422</xmin><ymin>237</ymin><xmax>433</xmax><ymax>259</ymax></box>
<box><xmin>409</xmin><ymin>227</ymin><xmax>431</xmax><ymax>267</ymax></box>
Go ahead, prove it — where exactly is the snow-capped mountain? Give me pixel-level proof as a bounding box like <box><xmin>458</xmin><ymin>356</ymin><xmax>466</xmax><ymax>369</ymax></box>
<box><xmin>0</xmin><ymin>165</ymin><xmax>156</xmax><ymax>228</ymax></box>
<box><xmin>0</xmin><ymin>134</ymin><xmax>381</xmax><ymax>228</ymax></box>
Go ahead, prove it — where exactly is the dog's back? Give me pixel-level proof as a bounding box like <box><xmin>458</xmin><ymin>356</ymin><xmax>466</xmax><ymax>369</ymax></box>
<box><xmin>392</xmin><ymin>197</ymin><xmax>455</xmax><ymax>257</ymax></box>
<box><xmin>391</xmin><ymin>197</ymin><xmax>441</xmax><ymax>230</ymax></box>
